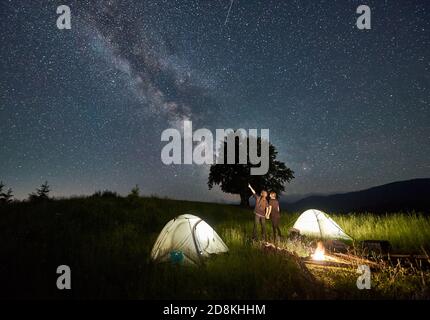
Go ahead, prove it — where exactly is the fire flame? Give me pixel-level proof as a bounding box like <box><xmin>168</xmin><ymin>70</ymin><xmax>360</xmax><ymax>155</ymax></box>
<box><xmin>312</xmin><ymin>241</ymin><xmax>325</xmax><ymax>261</ymax></box>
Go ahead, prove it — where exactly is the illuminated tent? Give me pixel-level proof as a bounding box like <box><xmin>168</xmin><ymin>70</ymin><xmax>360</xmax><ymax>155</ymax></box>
<box><xmin>292</xmin><ymin>209</ymin><xmax>352</xmax><ymax>241</ymax></box>
<box><xmin>150</xmin><ymin>214</ymin><xmax>229</xmax><ymax>264</ymax></box>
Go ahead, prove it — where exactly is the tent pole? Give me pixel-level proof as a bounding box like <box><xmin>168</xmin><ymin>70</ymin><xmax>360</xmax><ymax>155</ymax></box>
<box><xmin>315</xmin><ymin>211</ymin><xmax>324</xmax><ymax>239</ymax></box>
<box><xmin>191</xmin><ymin>219</ymin><xmax>205</xmax><ymax>263</ymax></box>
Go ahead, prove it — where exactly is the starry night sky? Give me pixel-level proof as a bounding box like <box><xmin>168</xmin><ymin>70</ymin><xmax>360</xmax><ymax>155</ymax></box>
<box><xmin>1</xmin><ymin>0</ymin><xmax>429</xmax><ymax>202</ymax></box>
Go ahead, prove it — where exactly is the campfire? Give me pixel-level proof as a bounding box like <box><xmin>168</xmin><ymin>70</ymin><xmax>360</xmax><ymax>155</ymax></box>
<box><xmin>263</xmin><ymin>238</ymin><xmax>379</xmax><ymax>270</ymax></box>
<box><xmin>306</xmin><ymin>241</ymin><xmax>380</xmax><ymax>269</ymax></box>
<box><xmin>312</xmin><ymin>241</ymin><xmax>326</xmax><ymax>261</ymax></box>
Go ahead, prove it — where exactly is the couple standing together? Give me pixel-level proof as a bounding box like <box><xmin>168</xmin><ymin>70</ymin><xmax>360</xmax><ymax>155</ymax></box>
<box><xmin>248</xmin><ymin>184</ymin><xmax>282</xmax><ymax>242</ymax></box>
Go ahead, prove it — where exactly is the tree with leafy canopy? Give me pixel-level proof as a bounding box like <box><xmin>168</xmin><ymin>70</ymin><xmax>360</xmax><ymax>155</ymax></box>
<box><xmin>208</xmin><ymin>133</ymin><xmax>294</xmax><ymax>207</ymax></box>
<box><xmin>29</xmin><ymin>181</ymin><xmax>51</xmax><ymax>202</ymax></box>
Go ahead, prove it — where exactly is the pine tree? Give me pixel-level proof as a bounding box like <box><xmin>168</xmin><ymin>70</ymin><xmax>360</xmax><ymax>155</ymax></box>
<box><xmin>2</xmin><ymin>188</ymin><xmax>13</xmax><ymax>204</ymax></box>
<box><xmin>0</xmin><ymin>181</ymin><xmax>14</xmax><ymax>204</ymax></box>
<box><xmin>128</xmin><ymin>184</ymin><xmax>140</xmax><ymax>199</ymax></box>
<box><xmin>29</xmin><ymin>181</ymin><xmax>51</xmax><ymax>202</ymax></box>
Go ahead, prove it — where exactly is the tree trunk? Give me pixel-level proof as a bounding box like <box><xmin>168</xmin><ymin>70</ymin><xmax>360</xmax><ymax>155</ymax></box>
<box><xmin>240</xmin><ymin>193</ymin><xmax>250</xmax><ymax>207</ymax></box>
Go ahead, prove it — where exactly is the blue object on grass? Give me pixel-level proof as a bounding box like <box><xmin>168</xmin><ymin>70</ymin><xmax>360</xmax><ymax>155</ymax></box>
<box><xmin>169</xmin><ymin>250</ymin><xmax>184</xmax><ymax>264</ymax></box>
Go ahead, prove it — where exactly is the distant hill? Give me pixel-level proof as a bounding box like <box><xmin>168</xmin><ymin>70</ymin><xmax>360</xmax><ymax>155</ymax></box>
<box><xmin>283</xmin><ymin>178</ymin><xmax>430</xmax><ymax>214</ymax></box>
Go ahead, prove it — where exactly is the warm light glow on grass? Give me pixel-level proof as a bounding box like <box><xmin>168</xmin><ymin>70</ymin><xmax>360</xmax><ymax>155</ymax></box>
<box><xmin>312</xmin><ymin>241</ymin><xmax>325</xmax><ymax>261</ymax></box>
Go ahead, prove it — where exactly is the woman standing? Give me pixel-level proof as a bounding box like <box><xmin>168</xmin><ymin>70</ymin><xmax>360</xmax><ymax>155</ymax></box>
<box><xmin>248</xmin><ymin>184</ymin><xmax>268</xmax><ymax>241</ymax></box>
<box><xmin>267</xmin><ymin>192</ymin><xmax>282</xmax><ymax>242</ymax></box>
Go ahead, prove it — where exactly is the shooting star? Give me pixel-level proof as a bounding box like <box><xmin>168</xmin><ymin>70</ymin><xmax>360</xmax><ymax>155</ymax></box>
<box><xmin>224</xmin><ymin>0</ymin><xmax>234</xmax><ymax>26</ymax></box>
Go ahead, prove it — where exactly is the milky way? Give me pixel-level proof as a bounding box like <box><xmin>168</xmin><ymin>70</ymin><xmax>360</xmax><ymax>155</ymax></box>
<box><xmin>1</xmin><ymin>0</ymin><xmax>429</xmax><ymax>202</ymax></box>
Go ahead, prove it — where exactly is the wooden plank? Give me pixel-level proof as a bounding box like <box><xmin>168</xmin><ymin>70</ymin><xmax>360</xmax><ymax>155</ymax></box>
<box><xmin>332</xmin><ymin>252</ymin><xmax>379</xmax><ymax>266</ymax></box>
<box><xmin>387</xmin><ymin>254</ymin><xmax>428</xmax><ymax>259</ymax></box>
<box><xmin>303</xmin><ymin>259</ymin><xmax>351</xmax><ymax>269</ymax></box>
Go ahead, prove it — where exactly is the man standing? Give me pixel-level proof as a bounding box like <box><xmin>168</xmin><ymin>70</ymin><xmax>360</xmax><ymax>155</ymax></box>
<box><xmin>248</xmin><ymin>183</ymin><xmax>268</xmax><ymax>241</ymax></box>
<box><xmin>267</xmin><ymin>192</ymin><xmax>282</xmax><ymax>242</ymax></box>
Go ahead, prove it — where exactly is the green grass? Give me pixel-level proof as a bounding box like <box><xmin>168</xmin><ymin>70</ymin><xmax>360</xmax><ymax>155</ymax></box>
<box><xmin>0</xmin><ymin>196</ymin><xmax>429</xmax><ymax>299</ymax></box>
<box><xmin>335</xmin><ymin>213</ymin><xmax>430</xmax><ymax>253</ymax></box>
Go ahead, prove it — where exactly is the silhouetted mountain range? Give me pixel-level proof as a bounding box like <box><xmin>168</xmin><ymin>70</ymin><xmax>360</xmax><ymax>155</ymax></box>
<box><xmin>282</xmin><ymin>178</ymin><xmax>430</xmax><ymax>214</ymax></box>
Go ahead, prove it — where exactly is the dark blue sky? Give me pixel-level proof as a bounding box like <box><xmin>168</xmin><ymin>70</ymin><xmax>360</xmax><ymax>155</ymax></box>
<box><xmin>1</xmin><ymin>0</ymin><xmax>429</xmax><ymax>201</ymax></box>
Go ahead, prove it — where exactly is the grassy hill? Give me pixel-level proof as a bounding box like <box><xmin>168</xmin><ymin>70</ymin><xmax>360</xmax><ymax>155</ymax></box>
<box><xmin>0</xmin><ymin>196</ymin><xmax>429</xmax><ymax>299</ymax></box>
